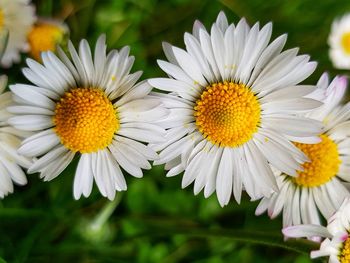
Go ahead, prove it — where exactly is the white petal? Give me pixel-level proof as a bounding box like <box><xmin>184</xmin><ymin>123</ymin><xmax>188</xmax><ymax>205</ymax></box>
<box><xmin>10</xmin><ymin>84</ymin><xmax>56</xmax><ymax>109</ymax></box>
<box><xmin>74</xmin><ymin>154</ymin><xmax>94</xmax><ymax>199</ymax></box>
<box><xmin>118</xmin><ymin>127</ymin><xmax>165</xmax><ymax>143</ymax></box>
<box><xmin>282</xmin><ymin>225</ymin><xmax>331</xmax><ymax>239</ymax></box>
<box><xmin>262</xmin><ymin>115</ymin><xmax>323</xmax><ymax>137</ymax></box>
<box><xmin>216</xmin><ymin>147</ymin><xmax>233</xmax><ymax>207</ymax></box>
<box><xmin>172</xmin><ymin>46</ymin><xmax>207</xmax><ymax>87</ymax></box>
<box><xmin>28</xmin><ymin>145</ymin><xmax>69</xmax><ymax>173</ymax></box>
<box><xmin>109</xmin><ymin>142</ymin><xmax>143</xmax><ymax>178</ymax></box>
<box><xmin>40</xmin><ymin>150</ymin><xmax>75</xmax><ymax>181</ymax></box>
<box><xmin>148</xmin><ymin>78</ymin><xmax>199</xmax><ymax>97</ymax></box>
<box><xmin>18</xmin><ymin>130</ymin><xmax>60</xmax><ymax>157</ymax></box>
<box><xmin>116</xmin><ymin>81</ymin><xmax>152</xmax><ymax>106</ymax></box>
<box><xmin>9</xmin><ymin>115</ymin><xmax>52</xmax><ymax>131</ymax></box>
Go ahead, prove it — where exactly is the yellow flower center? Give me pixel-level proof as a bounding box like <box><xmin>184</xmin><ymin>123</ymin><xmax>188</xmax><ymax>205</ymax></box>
<box><xmin>341</xmin><ymin>32</ymin><xmax>350</xmax><ymax>55</ymax></box>
<box><xmin>339</xmin><ymin>236</ymin><xmax>350</xmax><ymax>263</ymax></box>
<box><xmin>28</xmin><ymin>23</ymin><xmax>66</xmax><ymax>61</ymax></box>
<box><xmin>293</xmin><ymin>134</ymin><xmax>341</xmax><ymax>187</ymax></box>
<box><xmin>0</xmin><ymin>9</ymin><xmax>4</xmax><ymax>29</ymax></box>
<box><xmin>53</xmin><ymin>88</ymin><xmax>119</xmax><ymax>153</ymax></box>
<box><xmin>194</xmin><ymin>82</ymin><xmax>261</xmax><ymax>147</ymax></box>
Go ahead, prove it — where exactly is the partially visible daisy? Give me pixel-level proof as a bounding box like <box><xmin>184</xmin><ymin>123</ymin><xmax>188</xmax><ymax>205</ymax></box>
<box><xmin>256</xmin><ymin>73</ymin><xmax>350</xmax><ymax>227</ymax></box>
<box><xmin>283</xmin><ymin>197</ymin><xmax>350</xmax><ymax>263</ymax></box>
<box><xmin>0</xmin><ymin>75</ymin><xmax>32</xmax><ymax>198</ymax></box>
<box><xmin>149</xmin><ymin>11</ymin><xmax>323</xmax><ymax>207</ymax></box>
<box><xmin>329</xmin><ymin>13</ymin><xmax>350</xmax><ymax>69</ymax></box>
<box><xmin>8</xmin><ymin>35</ymin><xmax>167</xmax><ymax>200</ymax></box>
<box><xmin>0</xmin><ymin>0</ymin><xmax>36</xmax><ymax>67</ymax></box>
<box><xmin>0</xmin><ymin>28</ymin><xmax>8</xmax><ymax>58</ymax></box>
<box><xmin>28</xmin><ymin>18</ymin><xmax>69</xmax><ymax>62</ymax></box>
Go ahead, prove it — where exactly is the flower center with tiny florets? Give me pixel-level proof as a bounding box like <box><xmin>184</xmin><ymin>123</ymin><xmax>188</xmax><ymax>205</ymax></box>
<box><xmin>194</xmin><ymin>82</ymin><xmax>261</xmax><ymax>147</ymax></box>
<box><xmin>0</xmin><ymin>9</ymin><xmax>4</xmax><ymax>29</ymax></box>
<box><xmin>293</xmin><ymin>134</ymin><xmax>341</xmax><ymax>187</ymax></box>
<box><xmin>339</xmin><ymin>235</ymin><xmax>350</xmax><ymax>263</ymax></box>
<box><xmin>53</xmin><ymin>88</ymin><xmax>119</xmax><ymax>153</ymax></box>
<box><xmin>341</xmin><ymin>32</ymin><xmax>350</xmax><ymax>54</ymax></box>
<box><xmin>28</xmin><ymin>23</ymin><xmax>66</xmax><ymax>61</ymax></box>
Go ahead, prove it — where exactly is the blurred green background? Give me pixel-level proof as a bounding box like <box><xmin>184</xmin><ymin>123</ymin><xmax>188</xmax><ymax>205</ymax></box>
<box><xmin>1</xmin><ymin>0</ymin><xmax>349</xmax><ymax>262</ymax></box>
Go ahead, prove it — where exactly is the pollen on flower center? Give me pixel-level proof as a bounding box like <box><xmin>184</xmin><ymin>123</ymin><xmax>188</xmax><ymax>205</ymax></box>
<box><xmin>293</xmin><ymin>134</ymin><xmax>341</xmax><ymax>187</ymax></box>
<box><xmin>28</xmin><ymin>23</ymin><xmax>66</xmax><ymax>61</ymax></box>
<box><xmin>194</xmin><ymin>82</ymin><xmax>261</xmax><ymax>147</ymax></box>
<box><xmin>53</xmin><ymin>88</ymin><xmax>119</xmax><ymax>154</ymax></box>
<box><xmin>339</xmin><ymin>235</ymin><xmax>350</xmax><ymax>263</ymax></box>
<box><xmin>341</xmin><ymin>32</ymin><xmax>350</xmax><ymax>54</ymax></box>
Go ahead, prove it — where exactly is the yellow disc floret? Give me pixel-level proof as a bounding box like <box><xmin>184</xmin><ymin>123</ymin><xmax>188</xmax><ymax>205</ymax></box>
<box><xmin>339</xmin><ymin>236</ymin><xmax>350</xmax><ymax>263</ymax></box>
<box><xmin>28</xmin><ymin>22</ymin><xmax>66</xmax><ymax>61</ymax></box>
<box><xmin>341</xmin><ymin>32</ymin><xmax>350</xmax><ymax>55</ymax></box>
<box><xmin>0</xmin><ymin>9</ymin><xmax>4</xmax><ymax>29</ymax></box>
<box><xmin>293</xmin><ymin>134</ymin><xmax>341</xmax><ymax>187</ymax></box>
<box><xmin>194</xmin><ymin>82</ymin><xmax>261</xmax><ymax>147</ymax></box>
<box><xmin>53</xmin><ymin>88</ymin><xmax>119</xmax><ymax>153</ymax></box>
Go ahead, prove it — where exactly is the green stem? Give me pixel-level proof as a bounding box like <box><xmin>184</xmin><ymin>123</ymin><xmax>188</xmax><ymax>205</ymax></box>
<box><xmin>36</xmin><ymin>223</ymin><xmax>319</xmax><ymax>256</ymax></box>
<box><xmin>89</xmin><ymin>193</ymin><xmax>122</xmax><ymax>231</ymax></box>
<box><xmin>113</xmin><ymin>215</ymin><xmax>319</xmax><ymax>254</ymax></box>
<box><xmin>148</xmin><ymin>227</ymin><xmax>318</xmax><ymax>254</ymax></box>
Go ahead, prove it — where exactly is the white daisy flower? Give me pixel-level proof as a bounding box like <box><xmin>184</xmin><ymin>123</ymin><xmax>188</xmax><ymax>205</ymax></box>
<box><xmin>8</xmin><ymin>35</ymin><xmax>167</xmax><ymax>200</ymax></box>
<box><xmin>328</xmin><ymin>13</ymin><xmax>350</xmax><ymax>69</ymax></box>
<box><xmin>256</xmin><ymin>73</ymin><xmax>350</xmax><ymax>227</ymax></box>
<box><xmin>283</xmin><ymin>197</ymin><xmax>350</xmax><ymax>263</ymax></box>
<box><xmin>0</xmin><ymin>0</ymin><xmax>36</xmax><ymax>67</ymax></box>
<box><xmin>0</xmin><ymin>75</ymin><xmax>32</xmax><ymax>198</ymax></box>
<box><xmin>148</xmin><ymin>11</ymin><xmax>323</xmax><ymax>207</ymax></box>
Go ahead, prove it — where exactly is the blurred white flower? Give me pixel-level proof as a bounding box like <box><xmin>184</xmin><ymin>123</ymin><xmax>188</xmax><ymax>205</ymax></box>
<box><xmin>329</xmin><ymin>14</ymin><xmax>350</xmax><ymax>69</ymax></box>
<box><xmin>0</xmin><ymin>0</ymin><xmax>36</xmax><ymax>67</ymax></box>
<box><xmin>283</xmin><ymin>197</ymin><xmax>350</xmax><ymax>263</ymax></box>
<box><xmin>256</xmin><ymin>73</ymin><xmax>350</xmax><ymax>227</ymax></box>
<box><xmin>27</xmin><ymin>18</ymin><xmax>69</xmax><ymax>62</ymax></box>
<box><xmin>0</xmin><ymin>76</ymin><xmax>32</xmax><ymax>198</ymax></box>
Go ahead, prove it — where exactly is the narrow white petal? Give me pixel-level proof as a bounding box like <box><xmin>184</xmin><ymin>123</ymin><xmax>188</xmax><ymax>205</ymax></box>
<box><xmin>114</xmin><ymin>135</ymin><xmax>158</xmax><ymax>160</ymax></box>
<box><xmin>109</xmin><ymin>142</ymin><xmax>143</xmax><ymax>178</ymax></box>
<box><xmin>9</xmin><ymin>115</ymin><xmax>52</xmax><ymax>131</ymax></box>
<box><xmin>204</xmin><ymin>146</ymin><xmax>223</xmax><ymax>198</ymax></box>
<box><xmin>18</xmin><ymin>131</ymin><xmax>60</xmax><ymax>157</ymax></box>
<box><xmin>40</xmin><ymin>150</ymin><xmax>75</xmax><ymax>181</ymax></box>
<box><xmin>28</xmin><ymin>145</ymin><xmax>69</xmax><ymax>173</ymax></box>
<box><xmin>216</xmin><ymin>147</ymin><xmax>233</xmax><ymax>207</ymax></box>
<box><xmin>116</xmin><ymin>81</ymin><xmax>152</xmax><ymax>106</ymax></box>
<box><xmin>148</xmin><ymin>78</ymin><xmax>199</xmax><ymax>96</ymax></box>
<box><xmin>74</xmin><ymin>154</ymin><xmax>94</xmax><ymax>199</ymax></box>
<box><xmin>231</xmin><ymin>149</ymin><xmax>243</xmax><ymax>203</ymax></box>
<box><xmin>172</xmin><ymin>46</ymin><xmax>207</xmax><ymax>87</ymax></box>
<box><xmin>10</xmin><ymin>84</ymin><xmax>56</xmax><ymax>109</ymax></box>
<box><xmin>282</xmin><ymin>225</ymin><xmax>331</xmax><ymax>239</ymax></box>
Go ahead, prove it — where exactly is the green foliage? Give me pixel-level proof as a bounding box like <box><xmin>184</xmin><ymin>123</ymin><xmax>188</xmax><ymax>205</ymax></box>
<box><xmin>1</xmin><ymin>0</ymin><xmax>348</xmax><ymax>262</ymax></box>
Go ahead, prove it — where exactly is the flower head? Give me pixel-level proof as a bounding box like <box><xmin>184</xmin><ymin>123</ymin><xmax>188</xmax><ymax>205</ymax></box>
<box><xmin>0</xmin><ymin>0</ymin><xmax>36</xmax><ymax>67</ymax></box>
<box><xmin>256</xmin><ymin>74</ymin><xmax>350</xmax><ymax>227</ymax></box>
<box><xmin>329</xmin><ymin>13</ymin><xmax>350</xmax><ymax>69</ymax></box>
<box><xmin>283</xmin><ymin>198</ymin><xmax>350</xmax><ymax>263</ymax></box>
<box><xmin>9</xmin><ymin>35</ymin><xmax>167</xmax><ymax>200</ymax></box>
<box><xmin>149</xmin><ymin>11</ymin><xmax>323</xmax><ymax>206</ymax></box>
<box><xmin>28</xmin><ymin>18</ymin><xmax>69</xmax><ymax>62</ymax></box>
<box><xmin>0</xmin><ymin>75</ymin><xmax>32</xmax><ymax>197</ymax></box>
